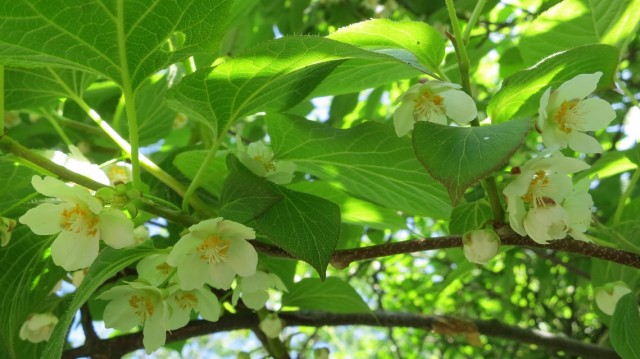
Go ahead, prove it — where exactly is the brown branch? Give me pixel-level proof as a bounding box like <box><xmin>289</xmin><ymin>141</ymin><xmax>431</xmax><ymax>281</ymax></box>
<box><xmin>62</xmin><ymin>310</ymin><xmax>619</xmax><ymax>359</ymax></box>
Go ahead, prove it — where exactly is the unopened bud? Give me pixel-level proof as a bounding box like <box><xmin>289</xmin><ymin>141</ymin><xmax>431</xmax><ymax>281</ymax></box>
<box><xmin>595</xmin><ymin>282</ymin><xmax>632</xmax><ymax>315</ymax></box>
<box><xmin>259</xmin><ymin>313</ymin><xmax>283</xmax><ymax>339</ymax></box>
<box><xmin>462</xmin><ymin>229</ymin><xmax>500</xmax><ymax>265</ymax></box>
<box><xmin>19</xmin><ymin>313</ymin><xmax>58</xmax><ymax>343</ymax></box>
<box><xmin>1</xmin><ymin>217</ymin><xmax>17</xmax><ymax>247</ymax></box>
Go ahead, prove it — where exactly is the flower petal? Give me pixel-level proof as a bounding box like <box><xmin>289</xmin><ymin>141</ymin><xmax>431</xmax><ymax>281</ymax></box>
<box><xmin>142</xmin><ymin>314</ymin><xmax>167</xmax><ymax>354</ymax></box>
<box><xmin>218</xmin><ymin>220</ymin><xmax>256</xmax><ymax>241</ymax></box>
<box><xmin>567</xmin><ymin>131</ymin><xmax>604</xmax><ymax>153</ymax></box>
<box><xmin>166</xmin><ymin>233</ymin><xmax>202</xmax><ymax>267</ymax></box>
<box><xmin>19</xmin><ymin>203</ymin><xmax>67</xmax><ymax>235</ymax></box>
<box><xmin>102</xmin><ymin>295</ymin><xmax>140</xmax><ymax>331</ymax></box>
<box><xmin>50</xmin><ymin>230</ymin><xmax>100</xmax><ymax>271</ymax></box>
<box><xmin>553</xmin><ymin>72</ymin><xmax>602</xmax><ymax>105</ymax></box>
<box><xmin>98</xmin><ymin>209</ymin><xmax>135</xmax><ymax>248</ymax></box>
<box><xmin>393</xmin><ymin>102</ymin><xmax>415</xmax><ymax>137</ymax></box>
<box><xmin>175</xmin><ymin>254</ymin><xmax>210</xmax><ymax>290</ymax></box>
<box><xmin>187</xmin><ymin>218</ymin><xmax>223</xmax><ymax>236</ymax></box>
<box><xmin>441</xmin><ymin>89</ymin><xmax>477</xmax><ymax>124</ymax></box>
<box><xmin>574</xmin><ymin>98</ymin><xmax>616</xmax><ymax>131</ymax></box>
<box><xmin>226</xmin><ymin>239</ymin><xmax>258</xmax><ymax>277</ymax></box>
<box><xmin>207</xmin><ymin>262</ymin><xmax>237</xmax><ymax>289</ymax></box>
<box><xmin>195</xmin><ymin>289</ymin><xmax>221</xmax><ymax>322</ymax></box>
<box><xmin>538</xmin><ymin>87</ymin><xmax>551</xmax><ymax>124</ymax></box>
<box><xmin>243</xmin><ymin>290</ymin><xmax>270</xmax><ymax>310</ymax></box>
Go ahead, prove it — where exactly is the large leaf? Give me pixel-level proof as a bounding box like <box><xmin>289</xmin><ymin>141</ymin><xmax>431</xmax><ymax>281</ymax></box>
<box><xmin>282</xmin><ymin>277</ymin><xmax>370</xmax><ymax>313</ymax></box>
<box><xmin>43</xmin><ymin>243</ymin><xmax>157</xmax><ymax>359</ymax></box>
<box><xmin>448</xmin><ymin>200</ymin><xmax>493</xmax><ymax>235</ymax></box>
<box><xmin>0</xmin><ymin>229</ymin><xmax>65</xmax><ymax>359</ymax></box>
<box><xmin>488</xmin><ymin>44</ymin><xmax>618</xmax><ymax>123</ymax></box>
<box><xmin>412</xmin><ymin>118</ymin><xmax>531</xmax><ymax>206</ymax></box>
<box><xmin>611</xmin><ymin>292</ymin><xmax>640</xmax><ymax>359</ymax></box>
<box><xmin>167</xmin><ymin>36</ymin><xmax>423</xmax><ymax>134</ymax></box>
<box><xmin>519</xmin><ymin>0</ymin><xmax>640</xmax><ymax>65</ymax></box>
<box><xmin>4</xmin><ymin>67</ymin><xmax>94</xmax><ymax>110</ymax></box>
<box><xmin>0</xmin><ymin>0</ymin><xmax>232</xmax><ymax>90</ymax></box>
<box><xmin>173</xmin><ymin>151</ymin><xmax>228</xmax><ymax>197</ymax></box>
<box><xmin>0</xmin><ymin>159</ymin><xmax>38</xmax><ymax>218</ymax></box>
<box><xmin>327</xmin><ymin>19</ymin><xmax>445</xmax><ymax>75</ymax></box>
<box><xmin>267</xmin><ymin>114</ymin><xmax>451</xmax><ymax>218</ymax></box>
<box><xmin>219</xmin><ymin>156</ymin><xmax>340</xmax><ymax>278</ymax></box>
<box><xmin>287</xmin><ymin>181</ymin><xmax>407</xmax><ymax>231</ymax></box>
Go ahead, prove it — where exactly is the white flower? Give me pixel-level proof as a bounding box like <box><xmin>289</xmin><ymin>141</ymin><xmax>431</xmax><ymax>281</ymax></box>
<box><xmin>166</xmin><ymin>286</ymin><xmax>221</xmax><ymax>330</ymax></box>
<box><xmin>562</xmin><ymin>176</ymin><xmax>594</xmax><ymax>241</ymax></box>
<box><xmin>523</xmin><ymin>204</ymin><xmax>570</xmax><ymax>244</ymax></box>
<box><xmin>232</xmin><ymin>271</ymin><xmax>288</xmax><ymax>310</ymax></box>
<box><xmin>19</xmin><ymin>313</ymin><xmax>58</xmax><ymax>343</ymax></box>
<box><xmin>133</xmin><ymin>225</ymin><xmax>150</xmax><ymax>244</ymax></box>
<box><xmin>1</xmin><ymin>216</ymin><xmax>16</xmax><ymax>247</ymax></box>
<box><xmin>393</xmin><ymin>81</ymin><xmax>477</xmax><ymax>136</ymax></box>
<box><xmin>595</xmin><ymin>282</ymin><xmax>632</xmax><ymax>315</ymax></box>
<box><xmin>101</xmin><ymin>161</ymin><xmax>133</xmax><ymax>185</ymax></box>
<box><xmin>259</xmin><ymin>313</ymin><xmax>283</xmax><ymax>339</ymax></box>
<box><xmin>99</xmin><ymin>281</ymin><xmax>169</xmax><ymax>354</ymax></box>
<box><xmin>166</xmin><ymin>218</ymin><xmax>258</xmax><ymax>290</ymax></box>
<box><xmin>462</xmin><ymin>229</ymin><xmax>500</xmax><ymax>264</ymax></box>
<box><xmin>538</xmin><ymin>72</ymin><xmax>616</xmax><ymax>153</ymax></box>
<box><xmin>238</xmin><ymin>141</ymin><xmax>296</xmax><ymax>184</ymax></box>
<box><xmin>137</xmin><ymin>253</ymin><xmax>174</xmax><ymax>287</ymax></box>
<box><xmin>71</xmin><ymin>268</ymin><xmax>88</xmax><ymax>288</ymax></box>
<box><xmin>19</xmin><ymin>176</ymin><xmax>136</xmax><ymax>271</ymax></box>
<box><xmin>503</xmin><ymin>149</ymin><xmax>589</xmax><ymax>237</ymax></box>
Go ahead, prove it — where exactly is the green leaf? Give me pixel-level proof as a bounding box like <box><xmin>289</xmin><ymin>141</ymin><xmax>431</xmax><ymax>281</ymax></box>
<box><xmin>173</xmin><ymin>151</ymin><xmax>228</xmax><ymax>197</ymax></box>
<box><xmin>254</xmin><ymin>186</ymin><xmax>341</xmax><ymax>280</ymax></box>
<box><xmin>219</xmin><ymin>155</ymin><xmax>283</xmax><ymax>224</ymax></box>
<box><xmin>43</xmin><ymin>243</ymin><xmax>157</xmax><ymax>359</ymax></box>
<box><xmin>167</xmin><ymin>36</ymin><xmax>421</xmax><ymax>134</ymax></box>
<box><xmin>0</xmin><ymin>159</ymin><xmax>38</xmax><ymax>218</ymax></box>
<box><xmin>0</xmin><ymin>0</ymin><xmax>232</xmax><ymax>90</ymax></box>
<box><xmin>328</xmin><ymin>19</ymin><xmax>445</xmax><ymax>75</ymax></box>
<box><xmin>412</xmin><ymin>118</ymin><xmax>531</xmax><ymax>205</ymax></box>
<box><xmin>449</xmin><ymin>200</ymin><xmax>493</xmax><ymax>235</ymax></box>
<box><xmin>267</xmin><ymin>113</ymin><xmax>451</xmax><ymax>218</ymax></box>
<box><xmin>0</xmin><ymin>229</ymin><xmax>65</xmax><ymax>359</ymax></box>
<box><xmin>287</xmin><ymin>181</ymin><xmax>407</xmax><ymax>231</ymax></box>
<box><xmin>611</xmin><ymin>292</ymin><xmax>640</xmax><ymax>359</ymax></box>
<box><xmin>282</xmin><ymin>277</ymin><xmax>370</xmax><ymax>313</ymax></box>
<box><xmin>218</xmin><ymin>155</ymin><xmax>340</xmax><ymax>278</ymax></box>
<box><xmin>488</xmin><ymin>44</ymin><xmax>618</xmax><ymax>123</ymax></box>
<box><xmin>4</xmin><ymin>67</ymin><xmax>94</xmax><ymax>110</ymax></box>
<box><xmin>519</xmin><ymin>0</ymin><xmax>640</xmax><ymax>65</ymax></box>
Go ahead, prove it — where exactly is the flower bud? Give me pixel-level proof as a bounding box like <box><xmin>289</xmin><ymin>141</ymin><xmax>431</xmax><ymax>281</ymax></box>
<box><xmin>19</xmin><ymin>313</ymin><xmax>58</xmax><ymax>343</ymax></box>
<box><xmin>595</xmin><ymin>282</ymin><xmax>632</xmax><ymax>315</ymax></box>
<box><xmin>462</xmin><ymin>229</ymin><xmax>500</xmax><ymax>265</ymax></box>
<box><xmin>259</xmin><ymin>313</ymin><xmax>283</xmax><ymax>339</ymax></box>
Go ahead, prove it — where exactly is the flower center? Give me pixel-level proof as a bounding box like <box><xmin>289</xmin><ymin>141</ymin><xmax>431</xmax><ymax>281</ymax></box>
<box><xmin>174</xmin><ymin>292</ymin><xmax>199</xmax><ymax>310</ymax></box>
<box><xmin>253</xmin><ymin>155</ymin><xmax>276</xmax><ymax>172</ymax></box>
<box><xmin>196</xmin><ymin>234</ymin><xmax>231</xmax><ymax>264</ymax></box>
<box><xmin>522</xmin><ymin>170</ymin><xmax>554</xmax><ymax>206</ymax></box>
<box><xmin>128</xmin><ymin>294</ymin><xmax>155</xmax><ymax>321</ymax></box>
<box><xmin>155</xmin><ymin>262</ymin><xmax>173</xmax><ymax>276</ymax></box>
<box><xmin>414</xmin><ymin>90</ymin><xmax>445</xmax><ymax>121</ymax></box>
<box><xmin>553</xmin><ymin>100</ymin><xmax>579</xmax><ymax>133</ymax></box>
<box><xmin>61</xmin><ymin>204</ymin><xmax>99</xmax><ymax>237</ymax></box>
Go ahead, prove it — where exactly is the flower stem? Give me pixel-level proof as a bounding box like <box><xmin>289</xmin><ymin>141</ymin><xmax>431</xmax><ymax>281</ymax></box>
<box><xmin>463</xmin><ymin>0</ymin><xmax>486</xmax><ymax>44</ymax></box>
<box><xmin>181</xmin><ymin>130</ymin><xmax>223</xmax><ymax>212</ymax></box>
<box><xmin>612</xmin><ymin>166</ymin><xmax>640</xmax><ymax>226</ymax></box>
<box><xmin>445</xmin><ymin>0</ymin><xmax>505</xmax><ymax>224</ymax></box>
<box><xmin>616</xmin><ymin>79</ymin><xmax>640</xmax><ymax>109</ymax></box>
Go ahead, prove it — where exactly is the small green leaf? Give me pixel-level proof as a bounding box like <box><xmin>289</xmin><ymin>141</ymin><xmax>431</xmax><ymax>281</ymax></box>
<box><xmin>43</xmin><ymin>243</ymin><xmax>157</xmax><ymax>359</ymax></box>
<box><xmin>282</xmin><ymin>277</ymin><xmax>370</xmax><ymax>313</ymax></box>
<box><xmin>254</xmin><ymin>186</ymin><xmax>341</xmax><ymax>280</ymax></box>
<box><xmin>328</xmin><ymin>19</ymin><xmax>445</xmax><ymax>75</ymax></box>
<box><xmin>0</xmin><ymin>0</ymin><xmax>232</xmax><ymax>90</ymax></box>
<box><xmin>412</xmin><ymin>118</ymin><xmax>531</xmax><ymax>205</ymax></box>
<box><xmin>4</xmin><ymin>67</ymin><xmax>94</xmax><ymax>110</ymax></box>
<box><xmin>519</xmin><ymin>0</ymin><xmax>640</xmax><ymax>65</ymax></box>
<box><xmin>267</xmin><ymin>113</ymin><xmax>451</xmax><ymax>218</ymax></box>
<box><xmin>449</xmin><ymin>200</ymin><xmax>493</xmax><ymax>235</ymax></box>
<box><xmin>611</xmin><ymin>292</ymin><xmax>640</xmax><ymax>359</ymax></box>
<box><xmin>488</xmin><ymin>44</ymin><xmax>618</xmax><ymax>123</ymax></box>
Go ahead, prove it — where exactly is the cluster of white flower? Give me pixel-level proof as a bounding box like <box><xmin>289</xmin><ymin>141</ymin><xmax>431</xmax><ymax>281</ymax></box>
<box><xmin>504</xmin><ymin>72</ymin><xmax>615</xmax><ymax>244</ymax></box>
<box><xmin>237</xmin><ymin>140</ymin><xmax>296</xmax><ymax>184</ymax></box>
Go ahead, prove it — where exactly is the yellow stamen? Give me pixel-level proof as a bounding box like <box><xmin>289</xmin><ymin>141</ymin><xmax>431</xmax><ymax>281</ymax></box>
<box><xmin>174</xmin><ymin>292</ymin><xmax>198</xmax><ymax>310</ymax></box>
<box><xmin>196</xmin><ymin>234</ymin><xmax>230</xmax><ymax>264</ymax></box>
<box><xmin>553</xmin><ymin>100</ymin><xmax>579</xmax><ymax>133</ymax></box>
<box><xmin>129</xmin><ymin>294</ymin><xmax>155</xmax><ymax>320</ymax></box>
<box><xmin>521</xmin><ymin>170</ymin><xmax>550</xmax><ymax>205</ymax></box>
<box><xmin>413</xmin><ymin>90</ymin><xmax>445</xmax><ymax>121</ymax></box>
<box><xmin>61</xmin><ymin>204</ymin><xmax>99</xmax><ymax>237</ymax></box>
